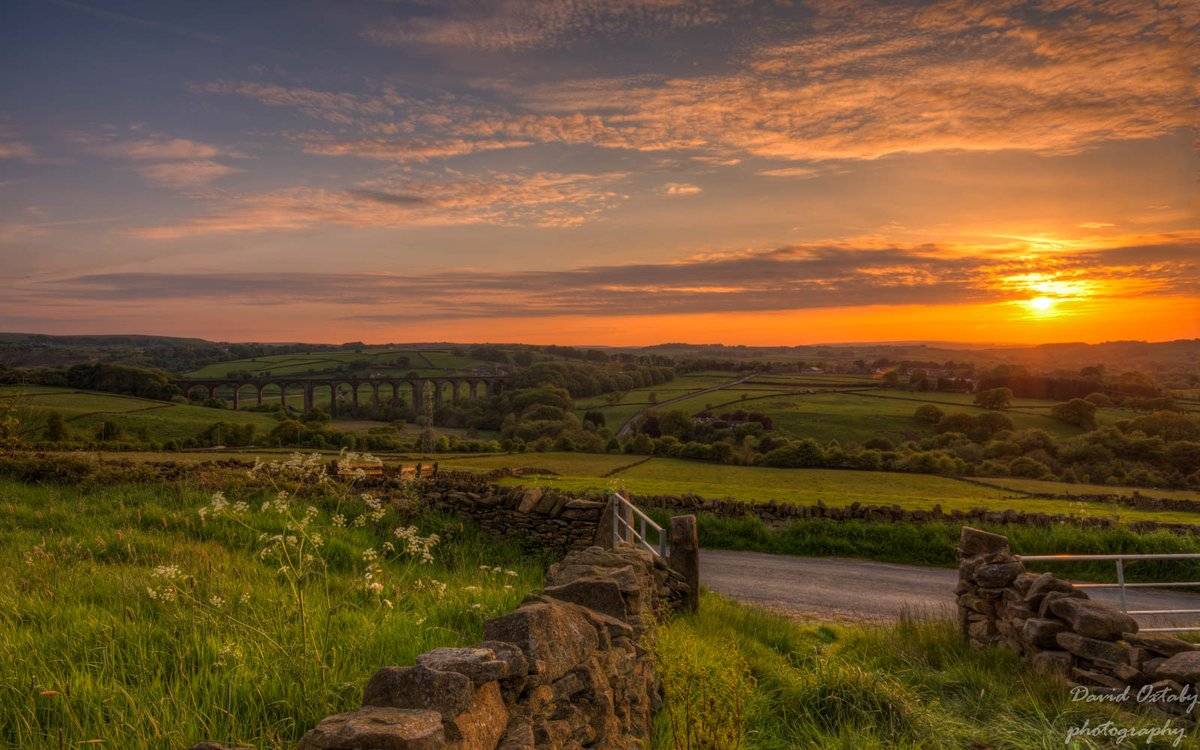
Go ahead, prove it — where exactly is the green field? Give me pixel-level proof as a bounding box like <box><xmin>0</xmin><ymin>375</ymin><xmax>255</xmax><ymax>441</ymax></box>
<box><xmin>444</xmin><ymin>452</ymin><xmax>1200</xmax><ymax>526</ymax></box>
<box><xmin>0</xmin><ymin>473</ymin><xmax>543</xmax><ymax>749</ymax></box>
<box><xmin>1</xmin><ymin>386</ymin><xmax>279</xmax><ymax>442</ymax></box>
<box><xmin>973</xmin><ymin>475</ymin><xmax>1200</xmax><ymax>502</ymax></box>
<box><xmin>186</xmin><ymin>348</ymin><xmax>499</xmax><ymax>379</ymax></box>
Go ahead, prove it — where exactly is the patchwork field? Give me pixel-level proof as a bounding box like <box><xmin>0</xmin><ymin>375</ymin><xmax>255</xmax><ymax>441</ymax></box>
<box><xmin>973</xmin><ymin>475</ymin><xmax>1200</xmax><ymax>502</ymax></box>
<box><xmin>186</xmin><ymin>348</ymin><xmax>500</xmax><ymax>379</ymax></box>
<box><xmin>443</xmin><ymin>452</ymin><xmax>1200</xmax><ymax>526</ymax></box>
<box><xmin>1</xmin><ymin>386</ymin><xmax>278</xmax><ymax>442</ymax></box>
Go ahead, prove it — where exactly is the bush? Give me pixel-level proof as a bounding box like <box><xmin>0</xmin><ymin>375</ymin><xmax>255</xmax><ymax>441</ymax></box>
<box><xmin>1051</xmin><ymin>398</ymin><xmax>1097</xmax><ymax>429</ymax></box>
<box><xmin>913</xmin><ymin>404</ymin><xmax>944</xmax><ymax>424</ymax></box>
<box><xmin>973</xmin><ymin>387</ymin><xmax>1013</xmax><ymax>410</ymax></box>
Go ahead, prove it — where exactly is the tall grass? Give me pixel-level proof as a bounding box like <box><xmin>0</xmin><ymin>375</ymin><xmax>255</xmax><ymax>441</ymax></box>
<box><xmin>0</xmin><ymin>474</ymin><xmax>545</xmax><ymax>749</ymax></box>
<box><xmin>654</xmin><ymin>593</ymin><xmax>1200</xmax><ymax>749</ymax></box>
<box><xmin>667</xmin><ymin>510</ymin><xmax>1200</xmax><ymax>582</ymax></box>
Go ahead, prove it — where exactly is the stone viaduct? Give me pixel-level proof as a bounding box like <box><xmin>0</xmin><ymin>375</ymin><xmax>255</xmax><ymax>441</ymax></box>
<box><xmin>172</xmin><ymin>375</ymin><xmax>509</xmax><ymax>418</ymax></box>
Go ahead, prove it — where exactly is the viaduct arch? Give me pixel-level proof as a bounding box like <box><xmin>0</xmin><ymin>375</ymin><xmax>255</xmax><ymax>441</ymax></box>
<box><xmin>173</xmin><ymin>375</ymin><xmax>508</xmax><ymax>418</ymax></box>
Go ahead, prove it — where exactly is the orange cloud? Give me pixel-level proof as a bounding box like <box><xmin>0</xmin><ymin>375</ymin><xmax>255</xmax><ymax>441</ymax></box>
<box><xmin>129</xmin><ymin>171</ymin><xmax>629</xmax><ymax>238</ymax></box>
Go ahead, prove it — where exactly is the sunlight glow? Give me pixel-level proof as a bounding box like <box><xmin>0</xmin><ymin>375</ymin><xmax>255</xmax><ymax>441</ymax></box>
<box><xmin>1027</xmin><ymin>296</ymin><xmax>1056</xmax><ymax>313</ymax></box>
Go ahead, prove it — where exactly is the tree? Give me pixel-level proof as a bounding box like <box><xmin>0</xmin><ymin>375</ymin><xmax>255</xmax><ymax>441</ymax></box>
<box><xmin>914</xmin><ymin>404</ymin><xmax>944</xmax><ymax>424</ymax></box>
<box><xmin>974</xmin><ymin>387</ymin><xmax>1013</xmax><ymax>410</ymax></box>
<box><xmin>656</xmin><ymin>410</ymin><xmax>692</xmax><ymax>439</ymax></box>
<box><xmin>1051</xmin><ymin>398</ymin><xmax>1097</xmax><ymax>429</ymax></box>
<box><xmin>43</xmin><ymin>411</ymin><xmax>67</xmax><ymax>442</ymax></box>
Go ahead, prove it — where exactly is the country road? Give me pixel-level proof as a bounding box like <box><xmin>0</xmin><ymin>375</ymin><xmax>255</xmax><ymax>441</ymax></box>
<box><xmin>700</xmin><ymin>548</ymin><xmax>1200</xmax><ymax>628</ymax></box>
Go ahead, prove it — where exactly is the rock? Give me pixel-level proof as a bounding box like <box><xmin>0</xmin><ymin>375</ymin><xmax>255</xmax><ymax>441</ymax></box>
<box><xmin>543</xmin><ymin>577</ymin><xmax>628</xmax><ymax>621</ymax></box>
<box><xmin>363</xmin><ymin>665</ymin><xmax>474</xmax><ymax>717</ymax></box>
<box><xmin>297</xmin><ymin>707</ymin><xmax>446</xmax><ymax>750</ymax></box>
<box><xmin>974</xmin><ymin>562</ymin><xmax>1024</xmax><ymax>588</ymax></box>
<box><xmin>484</xmin><ymin>600</ymin><xmax>599</xmax><ymax>685</ymax></box>
<box><xmin>478</xmin><ymin>640</ymin><xmax>531</xmax><ymax>679</ymax></box>
<box><xmin>1047</xmin><ymin>597</ymin><xmax>1138</xmax><ymax>640</ymax></box>
<box><xmin>1114</xmin><ymin>663</ymin><xmax>1151</xmax><ymax>686</ymax></box>
<box><xmin>1022</xmin><ymin>618</ymin><xmax>1066</xmax><ymax>648</ymax></box>
<box><xmin>416</xmin><ymin>647</ymin><xmax>509</xmax><ymax>685</ymax></box>
<box><xmin>517</xmin><ymin>487</ymin><xmax>544</xmax><ymax>513</ymax></box>
<box><xmin>968</xmin><ymin>619</ymin><xmax>995</xmax><ymax>640</ymax></box>
<box><xmin>1031</xmin><ymin>650</ymin><xmax>1073</xmax><ymax>676</ymax></box>
<box><xmin>446</xmin><ymin>681</ymin><xmax>508</xmax><ymax>747</ymax></box>
<box><xmin>958</xmin><ymin>527</ymin><xmax>1010</xmax><ymax>557</ymax></box>
<box><xmin>1056</xmin><ymin>632</ymin><xmax>1131</xmax><ymax>665</ymax></box>
<box><xmin>1023</xmin><ymin>573</ymin><xmax>1076</xmax><ymax>605</ymax></box>
<box><xmin>1154</xmin><ymin>651</ymin><xmax>1200</xmax><ymax>683</ymax></box>
<box><xmin>1124</xmin><ymin>633</ymin><xmax>1198</xmax><ymax>657</ymax></box>
<box><xmin>1037</xmin><ymin>589</ymin><xmax>1086</xmax><ymax>618</ymax></box>
<box><xmin>1072</xmin><ymin>667</ymin><xmax>1127</xmax><ymax>690</ymax></box>
<box><xmin>497</xmin><ymin>716</ymin><xmax>535</xmax><ymax>750</ymax></box>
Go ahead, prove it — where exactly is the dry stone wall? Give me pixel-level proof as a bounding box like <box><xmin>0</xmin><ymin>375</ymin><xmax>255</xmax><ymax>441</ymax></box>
<box><xmin>297</xmin><ymin>543</ymin><xmax>688</xmax><ymax>749</ymax></box>
<box><xmin>419</xmin><ymin>473</ymin><xmax>611</xmax><ymax>557</ymax></box>
<box><xmin>957</xmin><ymin>526</ymin><xmax>1200</xmax><ymax>724</ymax></box>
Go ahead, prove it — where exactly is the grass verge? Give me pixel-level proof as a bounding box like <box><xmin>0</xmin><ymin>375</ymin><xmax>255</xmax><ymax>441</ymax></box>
<box><xmin>653</xmin><ymin>592</ymin><xmax>1198</xmax><ymax>748</ymax></box>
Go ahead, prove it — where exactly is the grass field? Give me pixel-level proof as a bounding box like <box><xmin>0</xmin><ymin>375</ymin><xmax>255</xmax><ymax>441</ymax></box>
<box><xmin>0</xmin><ymin>474</ymin><xmax>543</xmax><ymax>749</ymax></box>
<box><xmin>653</xmin><ymin>593</ymin><xmax>1200</xmax><ymax>748</ymax></box>
<box><xmin>186</xmin><ymin>348</ymin><xmax>497</xmax><ymax>379</ymax></box>
<box><xmin>1</xmin><ymin>386</ymin><xmax>279</xmax><ymax>442</ymax></box>
<box><xmin>449</xmin><ymin>452</ymin><xmax>1200</xmax><ymax>526</ymax></box>
<box><xmin>973</xmin><ymin>475</ymin><xmax>1200</xmax><ymax>502</ymax></box>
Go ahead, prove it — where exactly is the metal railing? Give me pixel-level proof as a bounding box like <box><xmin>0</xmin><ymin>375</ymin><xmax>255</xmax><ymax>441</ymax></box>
<box><xmin>1017</xmin><ymin>553</ymin><xmax>1200</xmax><ymax>633</ymax></box>
<box><xmin>611</xmin><ymin>491</ymin><xmax>669</xmax><ymax>559</ymax></box>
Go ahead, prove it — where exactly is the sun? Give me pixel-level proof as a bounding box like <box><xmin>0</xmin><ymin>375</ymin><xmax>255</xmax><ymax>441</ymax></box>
<box><xmin>1027</xmin><ymin>296</ymin><xmax>1056</xmax><ymax>313</ymax></box>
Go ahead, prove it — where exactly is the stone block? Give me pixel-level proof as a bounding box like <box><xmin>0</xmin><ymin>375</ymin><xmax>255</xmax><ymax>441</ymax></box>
<box><xmin>1154</xmin><ymin>651</ymin><xmax>1200</xmax><ymax>684</ymax></box>
<box><xmin>1124</xmin><ymin>633</ymin><xmax>1198</xmax><ymax>657</ymax></box>
<box><xmin>958</xmin><ymin>527</ymin><xmax>1011</xmax><ymax>558</ymax></box>
<box><xmin>1047</xmin><ymin>597</ymin><xmax>1138</xmax><ymax>640</ymax></box>
<box><xmin>416</xmin><ymin>647</ymin><xmax>509</xmax><ymax>685</ymax></box>
<box><xmin>543</xmin><ymin>577</ymin><xmax>628</xmax><ymax>621</ymax></box>
<box><xmin>297</xmin><ymin>707</ymin><xmax>445</xmax><ymax>750</ymax></box>
<box><xmin>484</xmin><ymin>600</ymin><xmax>599</xmax><ymax>685</ymax></box>
<box><xmin>1031</xmin><ymin>650</ymin><xmax>1072</xmax><ymax>676</ymax></box>
<box><xmin>363</xmin><ymin>665</ymin><xmax>473</xmax><ymax>717</ymax></box>
<box><xmin>974</xmin><ymin>561</ymin><xmax>1024</xmax><ymax>588</ymax></box>
<box><xmin>446</xmin><ymin>681</ymin><xmax>508</xmax><ymax>748</ymax></box>
<box><xmin>1072</xmin><ymin>667</ymin><xmax>1127</xmax><ymax>690</ymax></box>
<box><xmin>1056</xmin><ymin>632</ymin><xmax>1131</xmax><ymax>665</ymax></box>
<box><xmin>1022</xmin><ymin>618</ymin><xmax>1066</xmax><ymax>649</ymax></box>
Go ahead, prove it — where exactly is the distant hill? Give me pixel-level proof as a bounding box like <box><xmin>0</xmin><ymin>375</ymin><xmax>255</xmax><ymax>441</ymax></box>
<box><xmin>2</xmin><ymin>333</ymin><xmax>1196</xmax><ymax>385</ymax></box>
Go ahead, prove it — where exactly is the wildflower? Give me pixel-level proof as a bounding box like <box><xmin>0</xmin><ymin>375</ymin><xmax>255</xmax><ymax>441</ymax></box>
<box><xmin>332</xmin><ymin>514</ymin><xmax>346</xmax><ymax>528</ymax></box>
<box><xmin>208</xmin><ymin>594</ymin><xmax>225</xmax><ymax>608</ymax></box>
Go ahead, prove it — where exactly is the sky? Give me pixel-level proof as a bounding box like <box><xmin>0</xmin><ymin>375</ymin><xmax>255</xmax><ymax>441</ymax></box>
<box><xmin>1</xmin><ymin>0</ymin><xmax>1197</xmax><ymax>346</ymax></box>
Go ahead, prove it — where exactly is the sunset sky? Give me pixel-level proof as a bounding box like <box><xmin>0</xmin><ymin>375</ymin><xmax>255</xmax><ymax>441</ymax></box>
<box><xmin>2</xmin><ymin>0</ymin><xmax>1197</xmax><ymax>345</ymax></box>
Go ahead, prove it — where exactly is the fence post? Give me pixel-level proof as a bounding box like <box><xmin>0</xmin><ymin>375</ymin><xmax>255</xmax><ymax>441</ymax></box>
<box><xmin>668</xmin><ymin>515</ymin><xmax>700</xmax><ymax>612</ymax></box>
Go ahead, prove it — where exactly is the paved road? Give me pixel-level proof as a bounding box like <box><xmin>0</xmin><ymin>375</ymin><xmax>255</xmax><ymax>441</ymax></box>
<box><xmin>700</xmin><ymin>549</ymin><xmax>1200</xmax><ymax>628</ymax></box>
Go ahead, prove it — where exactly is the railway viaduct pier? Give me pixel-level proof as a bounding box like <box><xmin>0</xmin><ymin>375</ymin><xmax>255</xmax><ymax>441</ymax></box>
<box><xmin>173</xmin><ymin>375</ymin><xmax>509</xmax><ymax>418</ymax></box>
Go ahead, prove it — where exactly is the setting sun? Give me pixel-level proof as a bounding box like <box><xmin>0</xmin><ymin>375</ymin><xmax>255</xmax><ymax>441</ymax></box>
<box><xmin>1028</xmin><ymin>296</ymin><xmax>1057</xmax><ymax>314</ymax></box>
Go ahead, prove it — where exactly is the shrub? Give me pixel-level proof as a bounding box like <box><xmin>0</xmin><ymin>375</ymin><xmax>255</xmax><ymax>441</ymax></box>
<box><xmin>973</xmin><ymin>387</ymin><xmax>1013</xmax><ymax>410</ymax></box>
<box><xmin>913</xmin><ymin>404</ymin><xmax>944</xmax><ymax>424</ymax></box>
<box><xmin>1051</xmin><ymin>398</ymin><xmax>1097</xmax><ymax>429</ymax></box>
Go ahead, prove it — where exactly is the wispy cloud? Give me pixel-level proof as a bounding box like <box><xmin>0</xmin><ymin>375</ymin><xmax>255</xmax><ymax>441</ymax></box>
<box><xmin>137</xmin><ymin>160</ymin><xmax>243</xmax><ymax>188</ymax></box>
<box><xmin>129</xmin><ymin>170</ymin><xmax>629</xmax><ymax>238</ymax></box>
<box><xmin>0</xmin><ymin>142</ymin><xmax>35</xmax><ymax>161</ymax></box>
<box><xmin>78</xmin><ymin>132</ymin><xmax>244</xmax><ymax>188</ymax></box>
<box><xmin>204</xmin><ymin>0</ymin><xmax>1196</xmax><ymax>172</ymax></box>
<box><xmin>363</xmin><ymin>0</ymin><xmax>738</xmax><ymax>51</ymax></box>
<box><xmin>25</xmin><ymin>236</ymin><xmax>1198</xmax><ymax>319</ymax></box>
<box><xmin>661</xmin><ymin>182</ymin><xmax>701</xmax><ymax>196</ymax></box>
